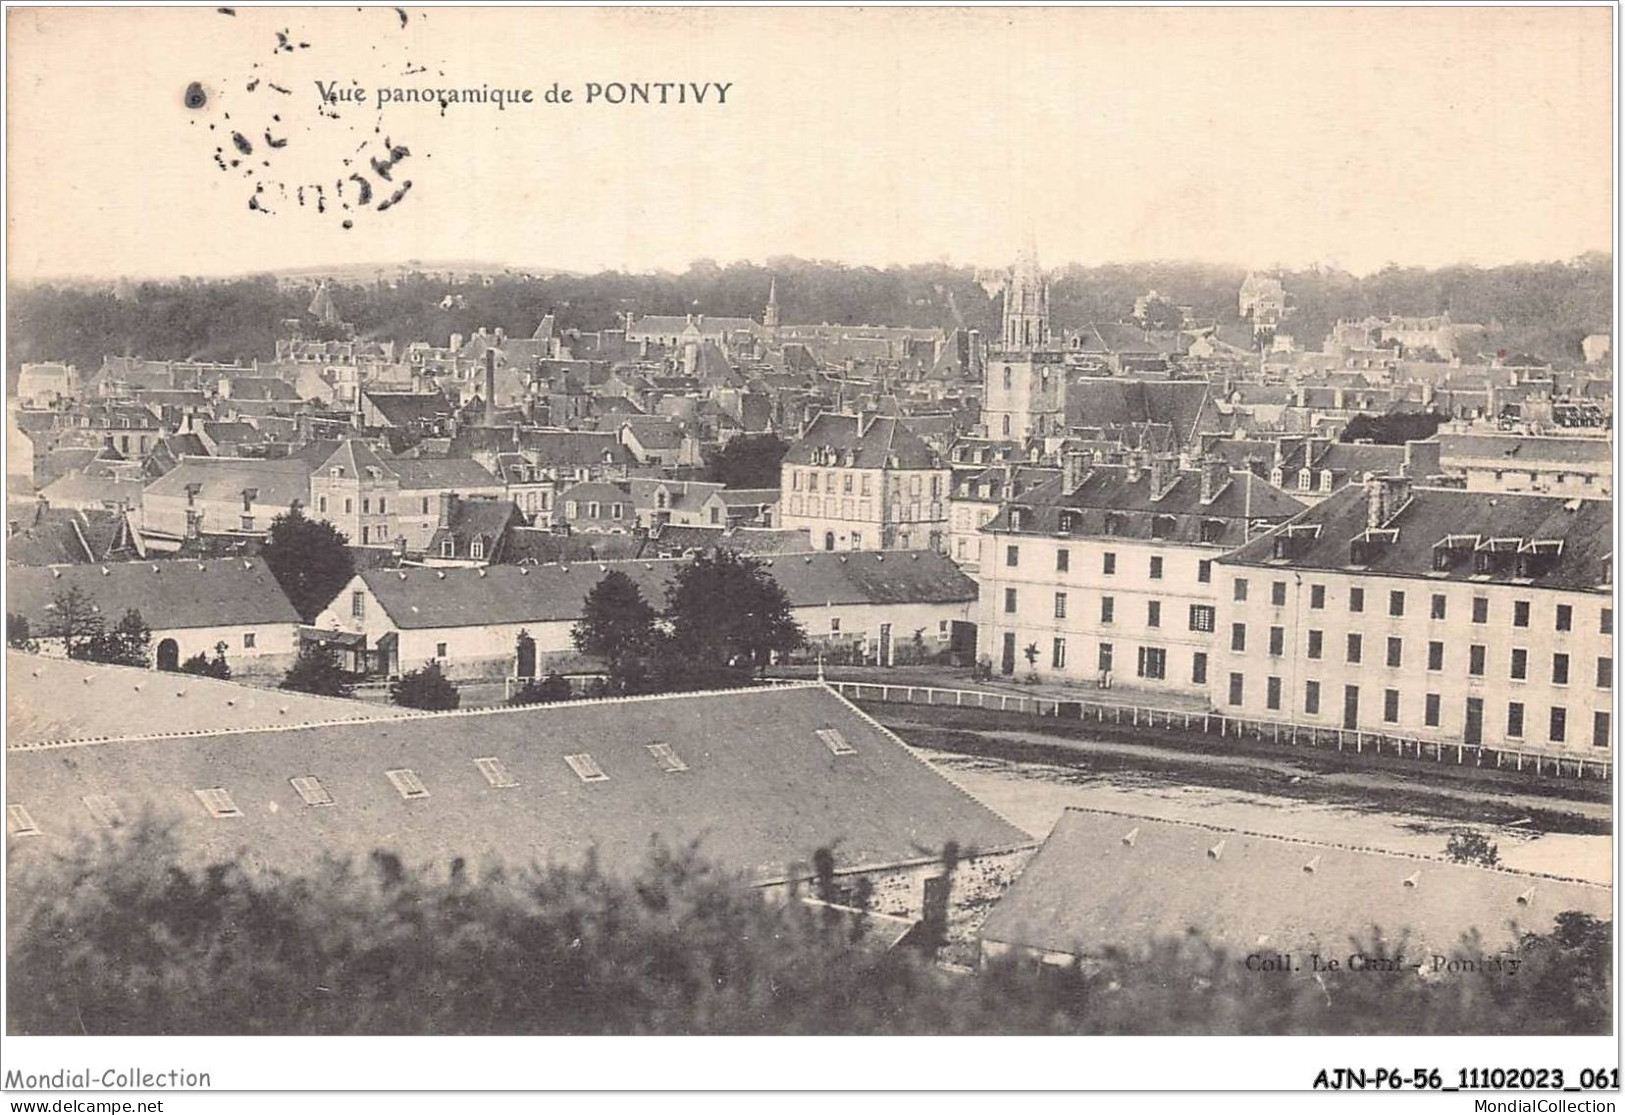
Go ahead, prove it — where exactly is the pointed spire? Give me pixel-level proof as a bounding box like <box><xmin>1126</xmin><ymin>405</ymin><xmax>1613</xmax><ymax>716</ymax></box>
<box><xmin>764</xmin><ymin>276</ymin><xmax>781</xmax><ymax>329</ymax></box>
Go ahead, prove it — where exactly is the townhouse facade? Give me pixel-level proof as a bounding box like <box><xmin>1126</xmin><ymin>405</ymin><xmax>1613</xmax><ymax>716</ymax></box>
<box><xmin>779</xmin><ymin>413</ymin><xmax>950</xmax><ymax>551</ymax></box>
<box><xmin>1214</xmin><ymin>479</ymin><xmax>1614</xmax><ymax>756</ymax></box>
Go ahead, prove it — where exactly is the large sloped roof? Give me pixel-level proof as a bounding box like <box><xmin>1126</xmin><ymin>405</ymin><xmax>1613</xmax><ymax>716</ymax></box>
<box><xmin>5</xmin><ymin>685</ymin><xmax>1033</xmax><ymax>882</ymax></box>
<box><xmin>143</xmin><ymin>456</ymin><xmax>313</xmax><ymax>508</ymax></box>
<box><xmin>783</xmin><ymin>413</ymin><xmax>940</xmax><ymax>470</ymax></box>
<box><xmin>8</xmin><ymin>557</ymin><xmax>301</xmax><ymax>630</ymax></box>
<box><xmin>979</xmin><ymin>809</ymin><xmax>1611</xmax><ymax>960</ymax></box>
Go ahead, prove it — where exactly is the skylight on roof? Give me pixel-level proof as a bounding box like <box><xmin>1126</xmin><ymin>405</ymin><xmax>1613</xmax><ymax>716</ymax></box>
<box><xmin>564</xmin><ymin>753</ymin><xmax>609</xmax><ymax>783</ymax></box>
<box><xmin>289</xmin><ymin>776</ymin><xmax>334</xmax><ymax>807</ymax></box>
<box><xmin>816</xmin><ymin>728</ymin><xmax>856</xmax><ymax>756</ymax></box>
<box><xmin>646</xmin><ymin>743</ymin><xmax>689</xmax><ymax>773</ymax></box>
<box><xmin>386</xmin><ymin>769</ymin><xmax>430</xmax><ymax>800</ymax></box>
<box><xmin>82</xmin><ymin>794</ymin><xmax>125</xmax><ymax>828</ymax></box>
<box><xmin>7</xmin><ymin>803</ymin><xmax>41</xmax><ymax>837</ymax></box>
<box><xmin>475</xmin><ymin>757</ymin><xmax>519</xmax><ymax>789</ymax></box>
<box><xmin>194</xmin><ymin>787</ymin><xmax>243</xmax><ymax>819</ymax></box>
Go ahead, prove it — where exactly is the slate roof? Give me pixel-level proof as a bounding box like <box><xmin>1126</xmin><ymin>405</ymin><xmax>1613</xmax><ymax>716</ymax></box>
<box><xmin>144</xmin><ymin>456</ymin><xmax>313</xmax><ymax>509</ymax></box>
<box><xmin>37</xmin><ymin>471</ymin><xmax>146</xmax><ymax>508</ymax></box>
<box><xmin>4</xmin><ymin>685</ymin><xmax>1032</xmax><ymax>882</ymax></box>
<box><xmin>1437</xmin><ymin>434</ymin><xmax>1613</xmax><ymax>467</ymax></box>
<box><xmin>5</xmin><ymin>651</ymin><xmax>406</xmax><ymax>748</ymax></box>
<box><xmin>1223</xmin><ymin>484</ymin><xmax>1613</xmax><ymax>592</ymax></box>
<box><xmin>619</xmin><ymin>416</ymin><xmax>685</xmax><ymax>451</ymax></box>
<box><xmin>1065</xmin><ymin>379</ymin><xmax>1213</xmax><ymax>446</ymax></box>
<box><xmin>518</xmin><ymin>429</ymin><xmax>632</xmax><ymax>468</ymax></box>
<box><xmin>364</xmin><ymin>391</ymin><xmax>454</xmax><ymax>427</ymax></box>
<box><xmin>644</xmin><ymin>526</ymin><xmax>812</xmax><ymax>558</ymax></box>
<box><xmin>979</xmin><ymin>809</ymin><xmax>1611</xmax><ymax>960</ymax></box>
<box><xmin>6</xmin><ymin>507</ymin><xmax>142</xmax><ymax>566</ymax></box>
<box><xmin>354</xmin><ymin>549</ymin><xmax>976</xmax><ymax>630</ymax></box>
<box><xmin>426</xmin><ymin>498</ymin><xmax>525</xmax><ymax>562</ymax></box>
<box><xmin>386</xmin><ymin>457</ymin><xmax>502</xmax><ymax>491</ymax></box>
<box><xmin>7</xmin><ymin>557</ymin><xmax>302</xmax><ymax>631</ymax></box>
<box><xmin>985</xmin><ymin>464</ymin><xmax>1307</xmax><ymax>548</ymax></box>
<box><xmin>783</xmin><ymin>414</ymin><xmax>941</xmax><ymax>470</ymax></box>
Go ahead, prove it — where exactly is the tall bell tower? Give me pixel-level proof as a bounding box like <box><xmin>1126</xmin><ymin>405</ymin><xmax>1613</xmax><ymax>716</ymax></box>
<box><xmin>985</xmin><ymin>246</ymin><xmax>1063</xmax><ymax>441</ymax></box>
<box><xmin>1000</xmin><ymin>245</ymin><xmax>1050</xmax><ymax>350</ymax></box>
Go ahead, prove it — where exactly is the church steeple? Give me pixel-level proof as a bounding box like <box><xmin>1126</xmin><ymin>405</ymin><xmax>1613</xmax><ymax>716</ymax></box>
<box><xmin>764</xmin><ymin>276</ymin><xmax>781</xmax><ymax>329</ymax></box>
<box><xmin>1000</xmin><ymin>245</ymin><xmax>1049</xmax><ymax>351</ymax></box>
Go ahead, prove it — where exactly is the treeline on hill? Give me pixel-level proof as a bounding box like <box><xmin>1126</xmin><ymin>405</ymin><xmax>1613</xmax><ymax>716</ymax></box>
<box><xmin>8</xmin><ymin>254</ymin><xmax>1611</xmax><ymax>380</ymax></box>
<box><xmin>6</xmin><ymin>821</ymin><xmax>1610</xmax><ymax>1036</ymax></box>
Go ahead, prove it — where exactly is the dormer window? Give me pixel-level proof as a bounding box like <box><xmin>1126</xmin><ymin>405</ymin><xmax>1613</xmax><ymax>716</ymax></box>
<box><xmin>470</xmin><ymin>538</ymin><xmax>485</xmax><ymax>560</ymax></box>
<box><xmin>1319</xmin><ymin>470</ymin><xmax>1333</xmax><ymax>492</ymax></box>
<box><xmin>1201</xmin><ymin>519</ymin><xmax>1227</xmax><ymax>545</ymax></box>
<box><xmin>1104</xmin><ymin>512</ymin><xmax>1125</xmax><ymax>537</ymax></box>
<box><xmin>441</xmin><ymin>538</ymin><xmax>455</xmax><ymax>557</ymax></box>
<box><xmin>1150</xmin><ymin>515</ymin><xmax>1176</xmax><ymax>540</ymax></box>
<box><xmin>1057</xmin><ymin>511</ymin><xmax>1077</xmax><ymax>533</ymax></box>
<box><xmin>1298</xmin><ymin>470</ymin><xmax>1312</xmax><ymax>491</ymax></box>
<box><xmin>1009</xmin><ymin>507</ymin><xmax>1027</xmax><ymax>531</ymax></box>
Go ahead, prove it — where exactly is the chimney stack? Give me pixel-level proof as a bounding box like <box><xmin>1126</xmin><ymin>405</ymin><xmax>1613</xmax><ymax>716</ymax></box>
<box><xmin>484</xmin><ymin>349</ymin><xmax>497</xmax><ymax>426</ymax></box>
<box><xmin>1199</xmin><ymin>458</ymin><xmax>1232</xmax><ymax>504</ymax></box>
<box><xmin>438</xmin><ymin>490</ymin><xmax>457</xmax><ymax>529</ymax></box>
<box><xmin>1365</xmin><ymin>474</ymin><xmax>1413</xmax><ymax>529</ymax></box>
<box><xmin>1124</xmin><ymin>450</ymin><xmax>1145</xmax><ymax>484</ymax></box>
<box><xmin>1061</xmin><ymin>450</ymin><xmax>1089</xmax><ymax>494</ymax></box>
<box><xmin>1148</xmin><ymin>454</ymin><xmax>1177</xmax><ymax>501</ymax></box>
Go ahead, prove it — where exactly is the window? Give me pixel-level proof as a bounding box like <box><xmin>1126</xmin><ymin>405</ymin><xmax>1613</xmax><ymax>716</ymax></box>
<box><xmin>611</xmin><ymin>503</ymin><xmax>624</xmax><ymax>521</ymax></box>
<box><xmin>1006</xmin><ymin>545</ymin><xmax>1020</xmax><ymax>568</ymax></box>
<box><xmin>1004</xmin><ymin>588</ymin><xmax>1017</xmax><ymax>614</ymax></box>
<box><xmin>1594</xmin><ymin>711</ymin><xmax>1611</xmax><ymax>749</ymax></box>
<box><xmin>243</xmin><ymin>632</ymin><xmax>256</xmax><ymax>650</ymax></box>
<box><xmin>1230</xmin><ymin>621</ymin><xmax>1247</xmax><ymax>652</ymax></box>
<box><xmin>1101</xmin><ymin>597</ymin><xmax>1115</xmax><ymax>624</ymax></box>
<box><xmin>82</xmin><ymin>794</ymin><xmax>124</xmax><ymax>828</ymax></box>
<box><xmin>1346</xmin><ymin>633</ymin><xmax>1362</xmax><ymax>664</ymax></box>
<box><xmin>344</xmin><ymin>498</ymin><xmax>355</xmax><ymax>514</ymax></box>
<box><xmin>1136</xmin><ymin>646</ymin><xmax>1168</xmax><ymax>680</ymax></box>
<box><xmin>194</xmin><ymin>787</ymin><xmax>243</xmax><ymax>818</ymax></box>
<box><xmin>470</xmin><ymin>539</ymin><xmax>486</xmax><ymax>560</ymax></box>
<box><xmin>1553</xmin><ymin>653</ymin><xmax>1570</xmax><ymax>685</ymax></box>
<box><xmin>475</xmin><ymin>757</ymin><xmax>520</xmax><ymax>788</ymax></box>
<box><xmin>1386</xmin><ymin>637</ymin><xmax>1402</xmax><ymax>669</ymax></box>
<box><xmin>290</xmin><ymin>775</ymin><xmax>334</xmax><ymax>806</ymax></box>
<box><xmin>1307</xmin><ymin>630</ymin><xmax>1323</xmax><ymax>659</ymax></box>
<box><xmin>386</xmin><ymin>769</ymin><xmax>429</xmax><ymax>799</ymax></box>
<box><xmin>1427</xmin><ymin>641</ymin><xmax>1444</xmax><ymax>671</ymax></box>
<box><xmin>1191</xmin><ymin>652</ymin><xmax>1208</xmax><ymax>685</ymax></box>
<box><xmin>1550</xmin><ymin>707</ymin><xmax>1568</xmax><ymax>743</ymax></box>
<box><xmin>1267</xmin><ymin>626</ymin><xmax>1284</xmax><ymax>657</ymax></box>
<box><xmin>1271</xmin><ymin>581</ymin><xmax>1287</xmax><ymax>607</ymax></box>
<box><xmin>351</xmin><ymin>591</ymin><xmax>365</xmax><ymax>618</ymax></box>
<box><xmin>646</xmin><ymin>744</ymin><xmax>690</xmax><ymax>773</ymax></box>
<box><xmin>1197</xmin><ymin>560</ymin><xmax>1211</xmax><ymax>584</ymax></box>
<box><xmin>1469</xmin><ymin>645</ymin><xmax>1486</xmax><ymax>675</ymax></box>
<box><xmin>843</xmin><ymin>474</ymin><xmax>854</xmax><ymax>495</ymax></box>
<box><xmin>421</xmin><ymin>497</ymin><xmax>430</xmax><ymax>514</ymax></box>
<box><xmin>1054</xmin><ymin>592</ymin><xmax>1068</xmax><ymax>619</ymax></box>
<box><xmin>1189</xmin><ymin>605</ymin><xmax>1215</xmax><ymax>632</ymax></box>
<box><xmin>1556</xmin><ymin>604</ymin><xmax>1573</xmax><ymax>632</ymax></box>
<box><xmin>1056</xmin><ymin>548</ymin><xmax>1070</xmax><ymax>573</ymax></box>
<box><xmin>1602</xmin><ymin>608</ymin><xmax>1613</xmax><ymax>635</ymax></box>
<box><xmin>1388</xmin><ymin>590</ymin><xmax>1405</xmax><ymax>617</ymax></box>
<box><xmin>1510</xmin><ymin>648</ymin><xmax>1528</xmax><ymax>680</ymax></box>
<box><xmin>1506</xmin><ymin>702</ymin><xmax>1525</xmax><ymax>738</ymax></box>
<box><xmin>7</xmin><ymin>804</ymin><xmax>41</xmax><ymax>837</ymax></box>
<box><xmin>362</xmin><ymin>498</ymin><xmax>371</xmax><ymax>514</ymax></box>
<box><xmin>1425</xmin><ymin>693</ymin><xmax>1441</xmax><ymax>727</ymax></box>
<box><xmin>1262</xmin><ymin>676</ymin><xmax>1280</xmax><ymax>710</ymax></box>
<box><xmin>1513</xmin><ymin>600</ymin><xmax>1530</xmax><ymax>628</ymax></box>
<box><xmin>1598</xmin><ymin>657</ymin><xmax>1612</xmax><ymax>689</ymax></box>
<box><xmin>1304</xmin><ymin>680</ymin><xmax>1321</xmax><ymax>715</ymax></box>
<box><xmin>441</xmin><ymin>538</ymin><xmax>456</xmax><ymax>558</ymax></box>
<box><xmin>861</xmin><ymin>475</ymin><xmax>872</xmax><ymax>497</ymax></box>
<box><xmin>587</xmin><ymin>502</ymin><xmax>600</xmax><ymax>519</ymax></box>
<box><xmin>241</xmin><ymin>515</ymin><xmax>255</xmax><ymax>532</ymax></box>
<box><xmin>1472</xmin><ymin>597</ymin><xmax>1488</xmax><ymax>624</ymax></box>
<box><xmin>1052</xmin><ymin>637</ymin><xmax>1067</xmax><ymax>669</ymax></box>
<box><xmin>1233</xmin><ymin>578</ymin><xmax>1249</xmax><ymax>602</ymax></box>
<box><xmin>1430</xmin><ymin>593</ymin><xmax>1446</xmax><ymax>620</ymax></box>
<box><xmin>1098</xmin><ymin>643</ymin><xmax>1114</xmax><ymax>673</ymax></box>
<box><xmin>1309</xmin><ymin>584</ymin><xmax>1325</xmax><ymax>610</ymax></box>
<box><xmin>1149</xmin><ymin>556</ymin><xmax>1164</xmax><ymax>580</ymax></box>
<box><xmin>1227</xmin><ymin>672</ymin><xmax>1244</xmax><ymax>706</ymax></box>
<box><xmin>1147</xmin><ymin>601</ymin><xmax>1162</xmax><ymax>628</ymax></box>
<box><xmin>829</xmin><ymin>617</ymin><xmax>841</xmax><ymax>633</ymax></box>
<box><xmin>815</xmin><ymin>729</ymin><xmax>856</xmax><ymax>757</ymax></box>
<box><xmin>565</xmin><ymin>753</ymin><xmax>612</xmax><ymax>781</ymax></box>
<box><xmin>1348</xmin><ymin>587</ymin><xmax>1364</xmax><ymax>613</ymax></box>
<box><xmin>1383</xmin><ymin>689</ymin><xmax>1400</xmax><ymax>723</ymax></box>
<box><xmin>318</xmin><ymin>495</ymin><xmax>328</xmax><ymax>513</ymax></box>
<box><xmin>1103</xmin><ymin>552</ymin><xmax>1117</xmax><ymax>575</ymax></box>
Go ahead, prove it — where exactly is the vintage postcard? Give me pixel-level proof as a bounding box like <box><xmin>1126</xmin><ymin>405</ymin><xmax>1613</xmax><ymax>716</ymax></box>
<box><xmin>2</xmin><ymin>3</ymin><xmax>1616</xmax><ymax>1099</ymax></box>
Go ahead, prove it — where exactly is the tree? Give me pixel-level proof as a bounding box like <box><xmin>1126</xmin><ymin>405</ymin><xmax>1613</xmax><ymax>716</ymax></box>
<box><xmin>261</xmin><ymin>507</ymin><xmax>355</xmax><ymax>622</ymax></box>
<box><xmin>391</xmin><ymin>661</ymin><xmax>460</xmax><ymax>711</ymax></box>
<box><xmin>279</xmin><ymin>643</ymin><xmax>356</xmax><ymax>698</ymax></box>
<box><xmin>705</xmin><ymin>434</ymin><xmax>789</xmax><ymax>490</ymax></box>
<box><xmin>572</xmin><ymin>571</ymin><xmax>657</xmax><ymax>692</ymax></box>
<box><xmin>660</xmin><ymin>550</ymin><xmax>803</xmax><ymax>687</ymax></box>
<box><xmin>509</xmin><ymin>671</ymin><xmax>573</xmax><ymax>706</ymax></box>
<box><xmin>179</xmin><ymin>642</ymin><xmax>232</xmax><ymax>680</ymax></box>
<box><xmin>47</xmin><ymin>586</ymin><xmax>104</xmax><ymax>659</ymax></box>
<box><xmin>1445</xmin><ymin>832</ymin><xmax>1501</xmax><ymax>869</ymax></box>
<box><xmin>79</xmin><ymin>608</ymin><xmax>151</xmax><ymax>668</ymax></box>
<box><xmin>1341</xmin><ymin>411</ymin><xmax>1448</xmax><ymax>446</ymax></box>
<box><xmin>8</xmin><ymin>613</ymin><xmax>39</xmax><ymax>653</ymax></box>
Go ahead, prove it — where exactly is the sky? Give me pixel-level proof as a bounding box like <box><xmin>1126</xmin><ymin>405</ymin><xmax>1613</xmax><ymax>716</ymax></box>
<box><xmin>5</xmin><ymin>6</ymin><xmax>1614</xmax><ymax>281</ymax></box>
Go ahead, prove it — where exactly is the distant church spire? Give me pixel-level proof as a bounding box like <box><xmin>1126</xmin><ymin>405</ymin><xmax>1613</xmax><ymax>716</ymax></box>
<box><xmin>1001</xmin><ymin>245</ymin><xmax>1049</xmax><ymax>350</ymax></box>
<box><xmin>308</xmin><ymin>280</ymin><xmax>341</xmax><ymax>328</ymax></box>
<box><xmin>764</xmin><ymin>276</ymin><xmax>781</xmax><ymax>329</ymax></box>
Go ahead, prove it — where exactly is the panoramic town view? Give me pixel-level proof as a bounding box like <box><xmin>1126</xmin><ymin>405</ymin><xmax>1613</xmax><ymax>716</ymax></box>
<box><xmin>1</xmin><ymin>6</ymin><xmax>1613</xmax><ymax>1055</ymax></box>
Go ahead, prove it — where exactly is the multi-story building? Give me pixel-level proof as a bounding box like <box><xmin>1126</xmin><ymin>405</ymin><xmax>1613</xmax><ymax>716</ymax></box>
<box><xmin>977</xmin><ymin>455</ymin><xmax>1307</xmax><ymax>694</ymax></box>
<box><xmin>1214</xmin><ymin>479</ymin><xmax>1614</xmax><ymax>756</ymax></box>
<box><xmin>947</xmin><ymin>463</ymin><xmax>1058</xmax><ymax>570</ymax></box>
<box><xmin>981</xmin><ymin>247</ymin><xmax>1065</xmax><ymax>442</ymax></box>
<box><xmin>308</xmin><ymin>439</ymin><xmax>504</xmax><ymax>551</ymax></box>
<box><xmin>1436</xmin><ymin>433</ymin><xmax>1612</xmax><ymax>499</ymax></box>
<box><xmin>779</xmin><ymin>413</ymin><xmax>949</xmax><ymax>551</ymax></box>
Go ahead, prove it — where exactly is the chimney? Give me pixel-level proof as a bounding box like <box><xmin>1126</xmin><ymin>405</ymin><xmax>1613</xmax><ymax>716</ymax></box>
<box><xmin>484</xmin><ymin>349</ymin><xmax>497</xmax><ymax>426</ymax></box>
<box><xmin>438</xmin><ymin>490</ymin><xmax>457</xmax><ymax>529</ymax></box>
<box><xmin>1061</xmin><ymin>449</ymin><xmax>1088</xmax><ymax>494</ymax></box>
<box><xmin>1148</xmin><ymin>454</ymin><xmax>1177</xmax><ymax>501</ymax></box>
<box><xmin>1402</xmin><ymin>439</ymin><xmax>1441</xmax><ymax>479</ymax></box>
<box><xmin>1364</xmin><ymin>474</ymin><xmax>1413</xmax><ymax>529</ymax></box>
<box><xmin>1199</xmin><ymin>458</ymin><xmax>1232</xmax><ymax>504</ymax></box>
<box><xmin>1124</xmin><ymin>450</ymin><xmax>1145</xmax><ymax>484</ymax></box>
